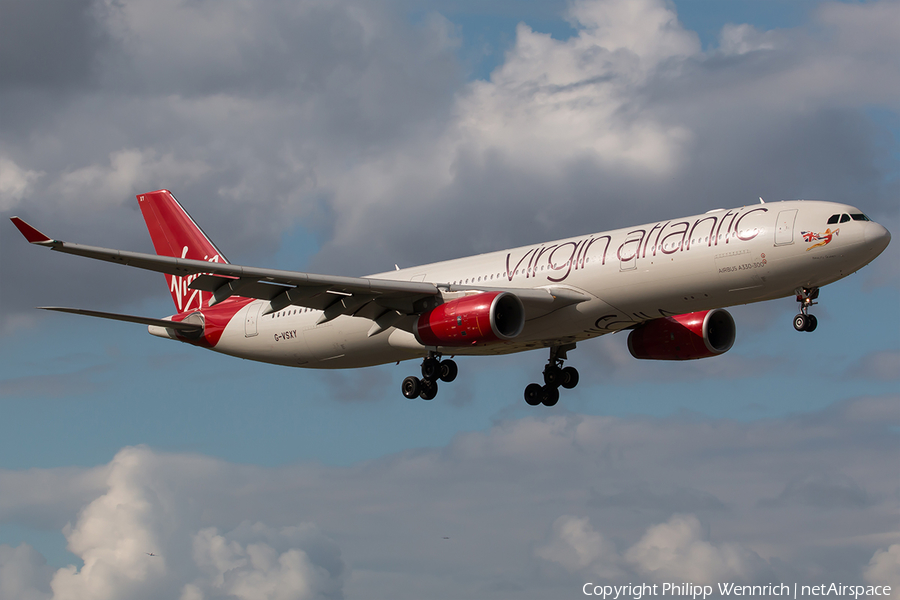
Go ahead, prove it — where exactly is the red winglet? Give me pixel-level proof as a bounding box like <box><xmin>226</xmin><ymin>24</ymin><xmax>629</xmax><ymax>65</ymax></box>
<box><xmin>10</xmin><ymin>217</ymin><xmax>53</xmax><ymax>244</ymax></box>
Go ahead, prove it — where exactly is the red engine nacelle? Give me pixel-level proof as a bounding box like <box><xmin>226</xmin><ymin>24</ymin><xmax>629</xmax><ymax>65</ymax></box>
<box><xmin>416</xmin><ymin>291</ymin><xmax>525</xmax><ymax>347</ymax></box>
<box><xmin>627</xmin><ymin>308</ymin><xmax>735</xmax><ymax>360</ymax></box>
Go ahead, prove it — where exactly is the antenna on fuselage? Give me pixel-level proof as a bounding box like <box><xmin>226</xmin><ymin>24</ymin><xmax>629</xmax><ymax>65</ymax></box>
<box><xmin>759</xmin><ymin>197</ymin><xmax>766</xmax><ymax>204</ymax></box>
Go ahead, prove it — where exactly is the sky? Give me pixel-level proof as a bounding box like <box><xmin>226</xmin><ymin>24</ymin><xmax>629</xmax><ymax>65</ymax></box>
<box><xmin>0</xmin><ymin>0</ymin><xmax>898</xmax><ymax>598</ymax></box>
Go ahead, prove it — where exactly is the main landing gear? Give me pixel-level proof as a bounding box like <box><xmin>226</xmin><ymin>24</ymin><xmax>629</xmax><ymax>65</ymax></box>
<box><xmin>401</xmin><ymin>353</ymin><xmax>458</xmax><ymax>401</ymax></box>
<box><xmin>524</xmin><ymin>343</ymin><xmax>579</xmax><ymax>407</ymax></box>
<box><xmin>793</xmin><ymin>287</ymin><xmax>819</xmax><ymax>332</ymax></box>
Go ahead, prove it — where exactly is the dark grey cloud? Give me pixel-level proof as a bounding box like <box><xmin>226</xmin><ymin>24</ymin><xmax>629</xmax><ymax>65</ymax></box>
<box><xmin>0</xmin><ymin>0</ymin><xmax>461</xmax><ymax>333</ymax></box>
<box><xmin>0</xmin><ymin>363</ymin><xmax>109</xmax><ymax>399</ymax></box>
<box><xmin>0</xmin><ymin>0</ymin><xmax>109</xmax><ymax>90</ymax></box>
<box><xmin>759</xmin><ymin>473</ymin><xmax>872</xmax><ymax>509</ymax></box>
<box><xmin>844</xmin><ymin>350</ymin><xmax>900</xmax><ymax>381</ymax></box>
<box><xmin>589</xmin><ymin>482</ymin><xmax>727</xmax><ymax>513</ymax></box>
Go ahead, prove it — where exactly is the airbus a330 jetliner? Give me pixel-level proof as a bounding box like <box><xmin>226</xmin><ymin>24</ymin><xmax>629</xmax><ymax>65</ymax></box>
<box><xmin>11</xmin><ymin>190</ymin><xmax>890</xmax><ymax>406</ymax></box>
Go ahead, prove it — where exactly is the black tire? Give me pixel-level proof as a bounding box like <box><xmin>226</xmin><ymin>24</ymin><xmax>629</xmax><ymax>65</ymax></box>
<box><xmin>421</xmin><ymin>358</ymin><xmax>441</xmax><ymax>381</ymax></box>
<box><xmin>805</xmin><ymin>314</ymin><xmax>818</xmax><ymax>332</ymax></box>
<box><xmin>543</xmin><ymin>365</ymin><xmax>563</xmax><ymax>387</ymax></box>
<box><xmin>439</xmin><ymin>359</ymin><xmax>458</xmax><ymax>383</ymax></box>
<box><xmin>419</xmin><ymin>378</ymin><xmax>438</xmax><ymax>400</ymax></box>
<box><xmin>402</xmin><ymin>376</ymin><xmax>421</xmax><ymax>399</ymax></box>
<box><xmin>793</xmin><ymin>314</ymin><xmax>808</xmax><ymax>332</ymax></box>
<box><xmin>541</xmin><ymin>385</ymin><xmax>560</xmax><ymax>407</ymax></box>
<box><xmin>561</xmin><ymin>366</ymin><xmax>580</xmax><ymax>389</ymax></box>
<box><xmin>524</xmin><ymin>383</ymin><xmax>543</xmax><ymax>406</ymax></box>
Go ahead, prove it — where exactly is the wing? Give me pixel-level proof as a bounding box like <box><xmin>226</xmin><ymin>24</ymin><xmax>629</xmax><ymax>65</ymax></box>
<box><xmin>11</xmin><ymin>217</ymin><xmax>587</xmax><ymax>327</ymax></box>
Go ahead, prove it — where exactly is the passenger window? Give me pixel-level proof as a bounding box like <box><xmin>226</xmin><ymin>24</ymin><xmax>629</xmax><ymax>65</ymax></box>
<box><xmin>850</xmin><ymin>213</ymin><xmax>869</xmax><ymax>221</ymax></box>
<box><xmin>840</xmin><ymin>214</ymin><xmax>851</xmax><ymax>223</ymax></box>
<box><xmin>827</xmin><ymin>214</ymin><xmax>839</xmax><ymax>224</ymax></box>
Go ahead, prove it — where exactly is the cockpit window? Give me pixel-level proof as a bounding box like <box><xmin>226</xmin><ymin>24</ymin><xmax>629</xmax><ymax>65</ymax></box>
<box><xmin>827</xmin><ymin>214</ymin><xmax>840</xmax><ymax>224</ymax></box>
<box><xmin>850</xmin><ymin>213</ymin><xmax>870</xmax><ymax>221</ymax></box>
<box><xmin>840</xmin><ymin>214</ymin><xmax>851</xmax><ymax>223</ymax></box>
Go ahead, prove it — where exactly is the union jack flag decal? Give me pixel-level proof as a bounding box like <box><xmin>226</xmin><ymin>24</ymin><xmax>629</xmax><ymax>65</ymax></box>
<box><xmin>801</xmin><ymin>228</ymin><xmax>839</xmax><ymax>251</ymax></box>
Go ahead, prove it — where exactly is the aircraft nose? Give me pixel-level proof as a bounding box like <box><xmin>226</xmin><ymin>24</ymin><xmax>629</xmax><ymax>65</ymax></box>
<box><xmin>865</xmin><ymin>221</ymin><xmax>891</xmax><ymax>254</ymax></box>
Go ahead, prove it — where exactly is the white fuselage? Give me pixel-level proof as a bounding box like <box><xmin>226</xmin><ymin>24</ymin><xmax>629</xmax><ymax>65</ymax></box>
<box><xmin>199</xmin><ymin>200</ymin><xmax>889</xmax><ymax>369</ymax></box>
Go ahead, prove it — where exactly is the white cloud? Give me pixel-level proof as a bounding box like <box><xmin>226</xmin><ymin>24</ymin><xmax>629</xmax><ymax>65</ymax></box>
<box><xmin>313</xmin><ymin>0</ymin><xmax>899</xmax><ymax>274</ymax></box>
<box><xmin>189</xmin><ymin>523</ymin><xmax>343</xmax><ymax>600</ymax></box>
<box><xmin>0</xmin><ymin>447</ymin><xmax>345</xmax><ymax>600</ymax></box>
<box><xmin>864</xmin><ymin>545</ymin><xmax>900</xmax><ymax>595</ymax></box>
<box><xmin>0</xmin><ymin>157</ymin><xmax>44</xmax><ymax>211</ymax></box>
<box><xmin>58</xmin><ymin>148</ymin><xmax>210</xmax><ymax>208</ymax></box>
<box><xmin>624</xmin><ymin>514</ymin><xmax>770</xmax><ymax>584</ymax></box>
<box><xmin>534</xmin><ymin>515</ymin><xmax>623</xmax><ymax>578</ymax></box>
<box><xmin>0</xmin><ymin>396</ymin><xmax>896</xmax><ymax>598</ymax></box>
<box><xmin>534</xmin><ymin>513</ymin><xmax>772</xmax><ymax>584</ymax></box>
<box><xmin>718</xmin><ymin>24</ymin><xmax>777</xmax><ymax>55</ymax></box>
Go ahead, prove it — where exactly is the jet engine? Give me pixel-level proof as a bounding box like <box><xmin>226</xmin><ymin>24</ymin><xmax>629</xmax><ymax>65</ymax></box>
<box><xmin>416</xmin><ymin>291</ymin><xmax>525</xmax><ymax>347</ymax></box>
<box><xmin>627</xmin><ymin>308</ymin><xmax>735</xmax><ymax>360</ymax></box>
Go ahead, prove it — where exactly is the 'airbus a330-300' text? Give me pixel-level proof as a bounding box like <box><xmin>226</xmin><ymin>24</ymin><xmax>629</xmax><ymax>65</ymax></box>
<box><xmin>11</xmin><ymin>191</ymin><xmax>890</xmax><ymax>406</ymax></box>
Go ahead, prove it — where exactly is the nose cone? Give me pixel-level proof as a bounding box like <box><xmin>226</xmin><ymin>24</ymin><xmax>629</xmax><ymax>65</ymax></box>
<box><xmin>865</xmin><ymin>221</ymin><xmax>891</xmax><ymax>256</ymax></box>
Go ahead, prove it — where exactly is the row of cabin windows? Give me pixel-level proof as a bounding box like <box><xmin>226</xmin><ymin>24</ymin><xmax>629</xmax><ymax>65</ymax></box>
<box><xmin>827</xmin><ymin>213</ymin><xmax>870</xmax><ymax>224</ymax></box>
<box><xmin>446</xmin><ymin>231</ymin><xmax>747</xmax><ymax>285</ymax></box>
<box><xmin>449</xmin><ymin>256</ymin><xmax>597</xmax><ymax>285</ymax></box>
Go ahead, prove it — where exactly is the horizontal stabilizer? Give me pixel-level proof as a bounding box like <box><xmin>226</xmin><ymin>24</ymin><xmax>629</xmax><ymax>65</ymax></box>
<box><xmin>38</xmin><ymin>307</ymin><xmax>203</xmax><ymax>332</ymax></box>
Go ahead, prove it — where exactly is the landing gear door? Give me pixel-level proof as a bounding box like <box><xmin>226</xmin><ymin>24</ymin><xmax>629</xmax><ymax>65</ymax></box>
<box><xmin>245</xmin><ymin>301</ymin><xmax>262</xmax><ymax>337</ymax></box>
<box><xmin>775</xmin><ymin>209</ymin><xmax>797</xmax><ymax>246</ymax></box>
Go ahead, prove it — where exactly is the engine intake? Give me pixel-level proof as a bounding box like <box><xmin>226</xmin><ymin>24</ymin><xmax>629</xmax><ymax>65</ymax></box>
<box><xmin>416</xmin><ymin>291</ymin><xmax>525</xmax><ymax>347</ymax></box>
<box><xmin>627</xmin><ymin>308</ymin><xmax>735</xmax><ymax>360</ymax></box>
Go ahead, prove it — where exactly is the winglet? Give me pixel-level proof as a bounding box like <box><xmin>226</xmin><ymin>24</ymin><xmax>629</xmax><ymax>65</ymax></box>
<box><xmin>10</xmin><ymin>217</ymin><xmax>54</xmax><ymax>244</ymax></box>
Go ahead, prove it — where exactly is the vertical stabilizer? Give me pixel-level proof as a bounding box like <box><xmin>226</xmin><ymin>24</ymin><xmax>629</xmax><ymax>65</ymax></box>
<box><xmin>137</xmin><ymin>190</ymin><xmax>229</xmax><ymax>312</ymax></box>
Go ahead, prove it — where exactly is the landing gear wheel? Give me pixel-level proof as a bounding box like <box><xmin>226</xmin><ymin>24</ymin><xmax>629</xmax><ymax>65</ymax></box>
<box><xmin>402</xmin><ymin>376</ymin><xmax>421</xmax><ymax>399</ymax></box>
<box><xmin>560</xmin><ymin>366</ymin><xmax>579</xmax><ymax>389</ymax></box>
<box><xmin>543</xmin><ymin>365</ymin><xmax>563</xmax><ymax>387</ymax></box>
<box><xmin>439</xmin><ymin>359</ymin><xmax>458</xmax><ymax>383</ymax></box>
<box><xmin>421</xmin><ymin>358</ymin><xmax>441</xmax><ymax>381</ymax></box>
<box><xmin>793</xmin><ymin>314</ymin><xmax>808</xmax><ymax>332</ymax></box>
<box><xmin>419</xmin><ymin>378</ymin><xmax>438</xmax><ymax>400</ymax></box>
<box><xmin>524</xmin><ymin>383</ymin><xmax>543</xmax><ymax>406</ymax></box>
<box><xmin>541</xmin><ymin>385</ymin><xmax>560</xmax><ymax>407</ymax></box>
<box><xmin>805</xmin><ymin>314</ymin><xmax>817</xmax><ymax>332</ymax></box>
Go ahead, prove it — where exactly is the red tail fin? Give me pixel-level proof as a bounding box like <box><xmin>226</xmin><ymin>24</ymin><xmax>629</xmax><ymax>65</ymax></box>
<box><xmin>137</xmin><ymin>190</ymin><xmax>229</xmax><ymax>312</ymax></box>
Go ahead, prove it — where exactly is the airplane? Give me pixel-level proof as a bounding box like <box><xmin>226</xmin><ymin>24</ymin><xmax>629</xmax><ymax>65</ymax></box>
<box><xmin>10</xmin><ymin>190</ymin><xmax>891</xmax><ymax>406</ymax></box>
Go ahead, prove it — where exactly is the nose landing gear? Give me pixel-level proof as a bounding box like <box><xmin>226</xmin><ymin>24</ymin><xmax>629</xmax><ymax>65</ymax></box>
<box><xmin>401</xmin><ymin>353</ymin><xmax>458</xmax><ymax>400</ymax></box>
<box><xmin>793</xmin><ymin>287</ymin><xmax>819</xmax><ymax>332</ymax></box>
<box><xmin>524</xmin><ymin>343</ymin><xmax>579</xmax><ymax>407</ymax></box>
